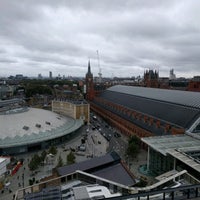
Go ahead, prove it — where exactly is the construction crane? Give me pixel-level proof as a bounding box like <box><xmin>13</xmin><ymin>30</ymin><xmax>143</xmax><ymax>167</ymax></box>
<box><xmin>96</xmin><ymin>50</ymin><xmax>102</xmax><ymax>83</ymax></box>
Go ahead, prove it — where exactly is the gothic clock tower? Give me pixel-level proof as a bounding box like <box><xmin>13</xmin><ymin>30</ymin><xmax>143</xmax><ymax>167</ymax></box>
<box><xmin>85</xmin><ymin>60</ymin><xmax>94</xmax><ymax>100</ymax></box>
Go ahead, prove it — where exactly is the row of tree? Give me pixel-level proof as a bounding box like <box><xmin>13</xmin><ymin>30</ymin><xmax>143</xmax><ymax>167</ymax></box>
<box><xmin>57</xmin><ymin>151</ymin><xmax>76</xmax><ymax>167</ymax></box>
<box><xmin>19</xmin><ymin>79</ymin><xmax>82</xmax><ymax>98</ymax></box>
<box><xmin>28</xmin><ymin>146</ymin><xmax>75</xmax><ymax>171</ymax></box>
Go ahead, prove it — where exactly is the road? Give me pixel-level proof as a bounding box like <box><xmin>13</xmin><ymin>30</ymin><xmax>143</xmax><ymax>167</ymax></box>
<box><xmin>90</xmin><ymin>114</ymin><xmax>128</xmax><ymax>160</ymax></box>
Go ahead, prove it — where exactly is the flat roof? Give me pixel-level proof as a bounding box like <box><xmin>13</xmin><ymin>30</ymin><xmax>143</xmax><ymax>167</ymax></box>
<box><xmin>0</xmin><ymin>98</ymin><xmax>23</xmax><ymax>107</ymax></box>
<box><xmin>167</xmin><ymin>149</ymin><xmax>200</xmax><ymax>173</ymax></box>
<box><xmin>53</xmin><ymin>99</ymin><xmax>89</xmax><ymax>105</ymax></box>
<box><xmin>141</xmin><ymin>134</ymin><xmax>200</xmax><ymax>156</ymax></box>
<box><xmin>73</xmin><ymin>186</ymin><xmax>89</xmax><ymax>200</ymax></box>
<box><xmin>0</xmin><ymin>157</ymin><xmax>6</xmax><ymax>163</ymax></box>
<box><xmin>142</xmin><ymin>134</ymin><xmax>200</xmax><ymax>174</ymax></box>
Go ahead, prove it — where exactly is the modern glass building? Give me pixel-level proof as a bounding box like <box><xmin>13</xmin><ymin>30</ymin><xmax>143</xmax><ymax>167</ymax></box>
<box><xmin>142</xmin><ymin>134</ymin><xmax>200</xmax><ymax>178</ymax></box>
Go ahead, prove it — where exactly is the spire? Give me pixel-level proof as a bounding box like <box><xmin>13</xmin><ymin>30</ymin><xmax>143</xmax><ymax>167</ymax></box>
<box><xmin>86</xmin><ymin>59</ymin><xmax>92</xmax><ymax>77</ymax></box>
<box><xmin>88</xmin><ymin>60</ymin><xmax>91</xmax><ymax>74</ymax></box>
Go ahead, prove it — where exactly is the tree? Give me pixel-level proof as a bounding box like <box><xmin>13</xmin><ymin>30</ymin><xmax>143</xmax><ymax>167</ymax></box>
<box><xmin>25</xmin><ymin>85</ymin><xmax>52</xmax><ymax>97</ymax></box>
<box><xmin>48</xmin><ymin>146</ymin><xmax>57</xmax><ymax>155</ymax></box>
<box><xmin>126</xmin><ymin>135</ymin><xmax>141</xmax><ymax>158</ymax></box>
<box><xmin>28</xmin><ymin>154</ymin><xmax>41</xmax><ymax>171</ymax></box>
<box><xmin>57</xmin><ymin>155</ymin><xmax>64</xmax><ymax>168</ymax></box>
<box><xmin>29</xmin><ymin>178</ymin><xmax>36</xmax><ymax>186</ymax></box>
<box><xmin>128</xmin><ymin>135</ymin><xmax>141</xmax><ymax>146</ymax></box>
<box><xmin>40</xmin><ymin>150</ymin><xmax>47</xmax><ymax>162</ymax></box>
<box><xmin>67</xmin><ymin>151</ymin><xmax>76</xmax><ymax>165</ymax></box>
<box><xmin>126</xmin><ymin>142</ymin><xmax>140</xmax><ymax>158</ymax></box>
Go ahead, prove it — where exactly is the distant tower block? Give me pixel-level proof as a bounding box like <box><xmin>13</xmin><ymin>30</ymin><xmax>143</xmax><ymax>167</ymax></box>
<box><xmin>98</xmin><ymin>68</ymin><xmax>102</xmax><ymax>83</ymax></box>
<box><xmin>49</xmin><ymin>71</ymin><xmax>52</xmax><ymax>79</ymax></box>
<box><xmin>169</xmin><ymin>69</ymin><xmax>176</xmax><ymax>80</ymax></box>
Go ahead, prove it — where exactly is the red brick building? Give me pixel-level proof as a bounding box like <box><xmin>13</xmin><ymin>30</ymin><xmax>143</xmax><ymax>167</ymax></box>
<box><xmin>86</xmin><ymin>66</ymin><xmax>200</xmax><ymax>140</ymax></box>
<box><xmin>143</xmin><ymin>70</ymin><xmax>159</xmax><ymax>88</ymax></box>
<box><xmin>188</xmin><ymin>76</ymin><xmax>200</xmax><ymax>92</ymax></box>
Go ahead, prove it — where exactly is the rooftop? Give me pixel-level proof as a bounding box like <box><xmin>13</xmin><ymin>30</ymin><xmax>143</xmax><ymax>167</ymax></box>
<box><xmin>53</xmin><ymin>99</ymin><xmax>88</xmax><ymax>105</ymax></box>
<box><xmin>0</xmin><ymin>98</ymin><xmax>24</xmax><ymax>107</ymax></box>
<box><xmin>0</xmin><ymin>157</ymin><xmax>6</xmax><ymax>163</ymax></box>
<box><xmin>141</xmin><ymin>134</ymin><xmax>200</xmax><ymax>156</ymax></box>
<box><xmin>0</xmin><ymin>107</ymin><xmax>83</xmax><ymax>148</ymax></box>
<box><xmin>57</xmin><ymin>152</ymin><xmax>136</xmax><ymax>186</ymax></box>
<box><xmin>57</xmin><ymin>151</ymin><xmax>120</xmax><ymax>176</ymax></box>
<box><xmin>108</xmin><ymin>85</ymin><xmax>200</xmax><ymax>109</ymax></box>
<box><xmin>92</xmin><ymin>163</ymin><xmax>135</xmax><ymax>186</ymax></box>
<box><xmin>142</xmin><ymin>134</ymin><xmax>200</xmax><ymax>174</ymax></box>
<box><xmin>98</xmin><ymin>85</ymin><xmax>200</xmax><ymax>130</ymax></box>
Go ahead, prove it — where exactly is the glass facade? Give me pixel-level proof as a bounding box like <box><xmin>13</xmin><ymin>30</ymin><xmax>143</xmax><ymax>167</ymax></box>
<box><xmin>149</xmin><ymin>148</ymin><xmax>174</xmax><ymax>176</ymax></box>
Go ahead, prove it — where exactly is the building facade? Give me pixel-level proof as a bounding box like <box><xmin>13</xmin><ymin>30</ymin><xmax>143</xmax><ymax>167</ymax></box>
<box><xmin>0</xmin><ymin>157</ymin><xmax>10</xmax><ymax>177</ymax></box>
<box><xmin>143</xmin><ymin>69</ymin><xmax>159</xmax><ymax>88</ymax></box>
<box><xmin>52</xmin><ymin>100</ymin><xmax>90</xmax><ymax>124</ymax></box>
<box><xmin>188</xmin><ymin>76</ymin><xmax>200</xmax><ymax>92</ymax></box>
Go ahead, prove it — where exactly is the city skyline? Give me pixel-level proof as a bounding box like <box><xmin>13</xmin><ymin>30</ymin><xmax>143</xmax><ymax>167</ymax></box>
<box><xmin>0</xmin><ymin>0</ymin><xmax>200</xmax><ymax>78</ymax></box>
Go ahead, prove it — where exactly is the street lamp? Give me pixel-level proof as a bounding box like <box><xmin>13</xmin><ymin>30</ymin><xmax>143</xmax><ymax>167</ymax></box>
<box><xmin>22</xmin><ymin>173</ymin><xmax>24</xmax><ymax>188</ymax></box>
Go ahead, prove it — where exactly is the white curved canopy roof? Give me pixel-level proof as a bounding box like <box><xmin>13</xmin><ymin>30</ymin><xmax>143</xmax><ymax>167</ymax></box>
<box><xmin>0</xmin><ymin>108</ymin><xmax>83</xmax><ymax>148</ymax></box>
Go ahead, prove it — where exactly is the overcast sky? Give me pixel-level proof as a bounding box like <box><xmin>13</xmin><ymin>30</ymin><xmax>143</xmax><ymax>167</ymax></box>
<box><xmin>0</xmin><ymin>0</ymin><xmax>200</xmax><ymax>78</ymax></box>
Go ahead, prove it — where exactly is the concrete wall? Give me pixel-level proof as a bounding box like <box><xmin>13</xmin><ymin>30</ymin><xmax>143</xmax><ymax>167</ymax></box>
<box><xmin>0</xmin><ymin>157</ymin><xmax>10</xmax><ymax>176</ymax></box>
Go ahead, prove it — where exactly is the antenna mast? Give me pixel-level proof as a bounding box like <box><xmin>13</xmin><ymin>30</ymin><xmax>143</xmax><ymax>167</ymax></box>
<box><xmin>97</xmin><ymin>50</ymin><xmax>102</xmax><ymax>83</ymax></box>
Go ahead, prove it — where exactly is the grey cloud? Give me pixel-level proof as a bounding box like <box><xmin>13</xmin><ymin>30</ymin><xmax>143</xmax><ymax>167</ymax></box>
<box><xmin>0</xmin><ymin>58</ymin><xmax>17</xmax><ymax>63</ymax></box>
<box><xmin>0</xmin><ymin>49</ymin><xmax>6</xmax><ymax>54</ymax></box>
<box><xmin>0</xmin><ymin>0</ymin><xmax>200</xmax><ymax>78</ymax></box>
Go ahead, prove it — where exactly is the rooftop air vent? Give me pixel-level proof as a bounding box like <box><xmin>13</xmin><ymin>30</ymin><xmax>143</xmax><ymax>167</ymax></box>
<box><xmin>36</xmin><ymin>124</ymin><xmax>41</xmax><ymax>128</ymax></box>
<box><xmin>46</xmin><ymin>121</ymin><xmax>51</xmax><ymax>125</ymax></box>
<box><xmin>23</xmin><ymin>126</ymin><xmax>29</xmax><ymax>130</ymax></box>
